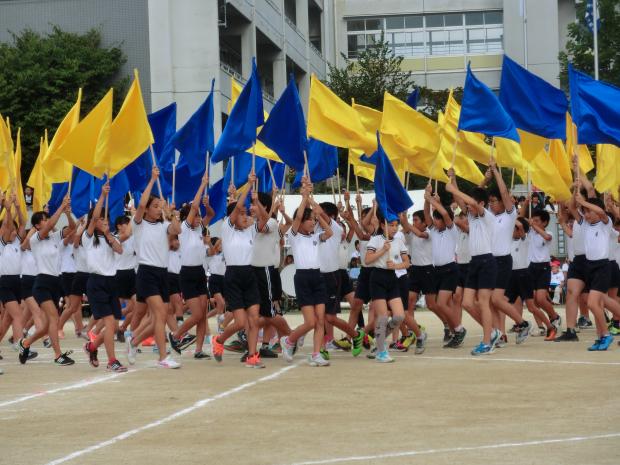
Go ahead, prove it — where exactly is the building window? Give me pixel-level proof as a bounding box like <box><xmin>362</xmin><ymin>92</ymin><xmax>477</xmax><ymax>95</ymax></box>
<box><xmin>346</xmin><ymin>10</ymin><xmax>503</xmax><ymax>59</ymax></box>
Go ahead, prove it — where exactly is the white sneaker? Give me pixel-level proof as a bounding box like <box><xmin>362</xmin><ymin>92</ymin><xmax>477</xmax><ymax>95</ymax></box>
<box><xmin>157</xmin><ymin>355</ymin><xmax>181</xmax><ymax>369</ymax></box>
<box><xmin>325</xmin><ymin>340</ymin><xmax>338</xmax><ymax>351</ymax></box>
<box><xmin>280</xmin><ymin>336</ymin><xmax>294</xmax><ymax>363</ymax></box>
<box><xmin>126</xmin><ymin>336</ymin><xmax>137</xmax><ymax>365</ymax></box>
<box><xmin>297</xmin><ymin>335</ymin><xmax>305</xmax><ymax>348</ymax></box>
<box><xmin>308</xmin><ymin>353</ymin><xmax>330</xmax><ymax>367</ymax></box>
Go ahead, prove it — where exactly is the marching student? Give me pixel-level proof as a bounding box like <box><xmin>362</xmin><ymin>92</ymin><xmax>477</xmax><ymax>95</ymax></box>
<box><xmin>128</xmin><ymin>166</ymin><xmax>182</xmax><ymax>369</ymax></box>
<box><xmin>210</xmin><ymin>172</ymin><xmax>265</xmax><ymax>368</ymax></box>
<box><xmin>18</xmin><ymin>195</ymin><xmax>77</xmax><ymax>365</ymax></box>
<box><xmin>167</xmin><ymin>233</ymin><xmax>183</xmax><ymax>336</ymax></box>
<box><xmin>365</xmin><ymin>210</ymin><xmax>408</xmax><ymax>363</ymax></box>
<box><xmin>169</xmin><ymin>174</ymin><xmax>215</xmax><ymax>359</ymax></box>
<box><xmin>82</xmin><ymin>183</ymin><xmax>127</xmax><ymax>371</ymax></box>
<box><xmin>280</xmin><ymin>178</ymin><xmax>333</xmax><ymax>366</ymax></box>
<box><xmin>206</xmin><ymin>236</ymin><xmax>226</xmax><ymax>327</ymax></box>
<box><xmin>423</xmin><ymin>186</ymin><xmax>465</xmax><ymax>347</ymax></box>
<box><xmin>20</xmin><ymin>235</ymin><xmax>45</xmax><ymax>351</ymax></box>
<box><xmin>445</xmin><ymin>169</ymin><xmax>496</xmax><ymax>356</ymax></box>
<box><xmin>58</xmin><ymin>230</ymin><xmax>77</xmax><ymax>339</ymax></box>
<box><xmin>114</xmin><ymin>214</ymin><xmax>137</xmax><ymax>341</ymax></box>
<box><xmin>575</xmin><ymin>192</ymin><xmax>616</xmax><ymax>350</ymax></box>
<box><xmin>450</xmin><ymin>210</ymin><xmax>470</xmax><ymax>347</ymax></box>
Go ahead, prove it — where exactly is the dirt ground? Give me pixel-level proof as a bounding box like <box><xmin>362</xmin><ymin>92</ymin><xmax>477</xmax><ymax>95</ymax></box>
<box><xmin>1</xmin><ymin>308</ymin><xmax>619</xmax><ymax>465</ymax></box>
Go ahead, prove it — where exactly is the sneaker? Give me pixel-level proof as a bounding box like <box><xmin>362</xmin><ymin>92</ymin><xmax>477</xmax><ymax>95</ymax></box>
<box><xmin>351</xmin><ymin>330</ymin><xmax>365</xmax><ymax>357</ymax></box>
<box><xmin>597</xmin><ymin>334</ymin><xmax>614</xmax><ymax>351</ymax></box>
<box><xmin>319</xmin><ymin>348</ymin><xmax>331</xmax><ymax>360</ymax></box>
<box><xmin>508</xmin><ymin>324</ymin><xmax>519</xmax><ymax>334</ymax></box>
<box><xmin>578</xmin><ymin>316</ymin><xmax>593</xmax><ymax>329</ymax></box>
<box><xmin>333</xmin><ymin>337</ymin><xmax>352</xmax><ymax>351</ymax></box>
<box><xmin>375</xmin><ymin>350</ymin><xmax>394</xmax><ymax>363</ymax></box>
<box><xmin>588</xmin><ymin>339</ymin><xmax>601</xmax><ymax>351</ymax></box>
<box><xmin>446</xmin><ymin>328</ymin><xmax>466</xmax><ymax>348</ymax></box>
<box><xmin>280</xmin><ymin>336</ymin><xmax>294</xmax><ymax>363</ymax></box>
<box><xmin>54</xmin><ymin>351</ymin><xmax>75</xmax><ymax>366</ymax></box>
<box><xmin>443</xmin><ymin>327</ymin><xmax>452</xmax><ymax>343</ymax></box>
<box><xmin>550</xmin><ymin>315</ymin><xmax>562</xmax><ymax>333</ymax></box>
<box><xmin>168</xmin><ymin>332</ymin><xmax>182</xmax><ymax>354</ymax></box>
<box><xmin>393</xmin><ymin>341</ymin><xmax>408</xmax><ymax>352</ymax></box>
<box><xmin>141</xmin><ymin>336</ymin><xmax>155</xmax><ymax>347</ymax></box>
<box><xmin>115</xmin><ymin>330</ymin><xmax>125</xmax><ymax>343</ymax></box>
<box><xmin>366</xmin><ymin>347</ymin><xmax>377</xmax><ymax>359</ymax></box>
<box><xmin>545</xmin><ymin>327</ymin><xmax>557</xmax><ymax>341</ymax></box>
<box><xmin>554</xmin><ymin>329</ymin><xmax>579</xmax><ymax>342</ymax></box>
<box><xmin>308</xmin><ymin>353</ymin><xmax>330</xmax><ymax>367</ymax></box>
<box><xmin>495</xmin><ymin>334</ymin><xmax>508</xmax><ymax>348</ymax></box>
<box><xmin>471</xmin><ymin>342</ymin><xmax>493</xmax><ymax>356</ymax></box>
<box><xmin>240</xmin><ymin>351</ymin><xmax>249</xmax><ymax>362</ymax></box>
<box><xmin>84</xmin><ymin>342</ymin><xmax>99</xmax><ymax>368</ymax></box>
<box><xmin>27</xmin><ymin>350</ymin><xmax>38</xmax><ymax>360</ymax></box>
<box><xmin>269</xmin><ymin>342</ymin><xmax>282</xmax><ymax>353</ymax></box>
<box><xmin>107</xmin><ymin>359</ymin><xmax>128</xmax><ymax>372</ymax></box>
<box><xmin>224</xmin><ymin>339</ymin><xmax>247</xmax><ymax>353</ymax></box>
<box><xmin>388</xmin><ymin>342</ymin><xmax>399</xmax><ymax>351</ymax></box>
<box><xmin>87</xmin><ymin>331</ymin><xmax>97</xmax><ymax>343</ymax></box>
<box><xmin>77</xmin><ymin>331</ymin><xmax>90</xmax><ymax>341</ymax></box>
<box><xmin>43</xmin><ymin>337</ymin><xmax>52</xmax><ymax>348</ymax></box>
<box><xmin>245</xmin><ymin>352</ymin><xmax>265</xmax><ymax>368</ymax></box>
<box><xmin>490</xmin><ymin>329</ymin><xmax>502</xmax><ymax>347</ymax></box>
<box><xmin>297</xmin><ymin>335</ymin><xmax>305</xmax><ymax>348</ymax></box>
<box><xmin>194</xmin><ymin>351</ymin><xmax>211</xmax><ymax>359</ymax></box>
<box><xmin>179</xmin><ymin>333</ymin><xmax>197</xmax><ymax>350</ymax></box>
<box><xmin>211</xmin><ymin>335</ymin><xmax>224</xmax><ymax>362</ymax></box>
<box><xmin>17</xmin><ymin>338</ymin><xmax>30</xmax><ymax>365</ymax></box>
<box><xmin>157</xmin><ymin>355</ymin><xmax>181</xmax><ymax>369</ymax></box>
<box><xmin>362</xmin><ymin>334</ymin><xmax>372</xmax><ymax>350</ymax></box>
<box><xmin>402</xmin><ymin>332</ymin><xmax>416</xmax><ymax>349</ymax></box>
<box><xmin>126</xmin><ymin>335</ymin><xmax>137</xmax><ymax>365</ymax></box>
<box><xmin>516</xmin><ymin>322</ymin><xmax>531</xmax><ymax>345</ymax></box>
<box><xmin>608</xmin><ymin>325</ymin><xmax>620</xmax><ymax>336</ymax></box>
<box><xmin>259</xmin><ymin>347</ymin><xmax>278</xmax><ymax>358</ymax></box>
<box><xmin>414</xmin><ymin>332</ymin><xmax>428</xmax><ymax>355</ymax></box>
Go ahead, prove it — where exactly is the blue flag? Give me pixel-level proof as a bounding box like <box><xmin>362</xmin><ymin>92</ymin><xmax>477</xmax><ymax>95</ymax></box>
<box><xmin>499</xmin><ymin>55</ymin><xmax>568</xmax><ymax>140</ymax></box>
<box><xmin>47</xmin><ymin>182</ymin><xmax>68</xmax><ymax>214</ymax></box>
<box><xmin>257</xmin><ymin>78</ymin><xmax>307</xmax><ymax>171</ymax></box>
<box><xmin>168</xmin><ymin>80</ymin><xmax>215</xmax><ymax>176</ymax></box>
<box><xmin>258</xmin><ymin>160</ymin><xmax>285</xmax><ymax>192</ymax></box>
<box><xmin>211</xmin><ymin>58</ymin><xmax>264</xmax><ymax>163</ymax></box>
<box><xmin>207</xmin><ymin>177</ymin><xmax>229</xmax><ymax>225</ymax></box>
<box><xmin>585</xmin><ymin>0</ymin><xmax>601</xmax><ymax>33</ymax></box>
<box><xmin>292</xmin><ymin>138</ymin><xmax>338</xmax><ymax>188</ymax></box>
<box><xmin>406</xmin><ymin>88</ymin><xmax>419</xmax><ymax>110</ymax></box>
<box><xmin>373</xmin><ymin>133</ymin><xmax>412</xmax><ymax>222</ymax></box>
<box><xmin>569</xmin><ymin>64</ymin><xmax>620</xmax><ymax>146</ymax></box>
<box><xmin>458</xmin><ymin>64</ymin><xmax>520</xmax><ymax>142</ymax></box>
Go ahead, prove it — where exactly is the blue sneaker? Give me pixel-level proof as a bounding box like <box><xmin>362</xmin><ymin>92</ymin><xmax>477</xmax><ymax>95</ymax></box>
<box><xmin>587</xmin><ymin>339</ymin><xmax>601</xmax><ymax>351</ymax></box>
<box><xmin>597</xmin><ymin>334</ymin><xmax>614</xmax><ymax>351</ymax></box>
<box><xmin>471</xmin><ymin>342</ymin><xmax>493</xmax><ymax>356</ymax></box>
<box><xmin>375</xmin><ymin>350</ymin><xmax>394</xmax><ymax>363</ymax></box>
<box><xmin>490</xmin><ymin>329</ymin><xmax>502</xmax><ymax>348</ymax></box>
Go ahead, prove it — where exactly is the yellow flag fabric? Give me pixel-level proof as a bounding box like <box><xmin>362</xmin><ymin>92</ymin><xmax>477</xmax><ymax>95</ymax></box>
<box><xmin>595</xmin><ymin>144</ymin><xmax>620</xmax><ymax>195</ymax></box>
<box><xmin>54</xmin><ymin>89</ymin><xmax>113</xmax><ymax>178</ymax></box>
<box><xmin>308</xmin><ymin>75</ymin><xmax>376</xmax><ymax>155</ymax></box>
<box><xmin>566</xmin><ymin>113</ymin><xmax>594</xmax><ymax>174</ymax></box>
<box><xmin>100</xmin><ymin>70</ymin><xmax>154</xmax><ymax>176</ymax></box>
<box><xmin>13</xmin><ymin>128</ymin><xmax>27</xmax><ymax>219</ymax></box>
<box><xmin>0</xmin><ymin>114</ymin><xmax>13</xmax><ymax>168</ymax></box>
<box><xmin>0</xmin><ymin>119</ymin><xmax>16</xmax><ymax>191</ymax></box>
<box><xmin>230</xmin><ymin>78</ymin><xmax>282</xmax><ymax>163</ymax></box>
<box><xmin>493</xmin><ymin>137</ymin><xmax>524</xmax><ymax>170</ymax></box>
<box><xmin>28</xmin><ymin>135</ymin><xmax>52</xmax><ymax>212</ymax></box>
<box><xmin>549</xmin><ymin>139</ymin><xmax>572</xmax><ymax>188</ymax></box>
<box><xmin>349</xmin><ymin>149</ymin><xmax>375</xmax><ymax>182</ymax></box>
<box><xmin>352</xmin><ymin>101</ymin><xmax>382</xmax><ymax>133</ymax></box>
<box><xmin>43</xmin><ymin>89</ymin><xmax>81</xmax><ymax>183</ymax></box>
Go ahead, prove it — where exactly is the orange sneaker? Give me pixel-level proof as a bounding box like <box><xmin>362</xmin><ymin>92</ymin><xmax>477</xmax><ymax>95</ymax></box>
<box><xmin>544</xmin><ymin>327</ymin><xmax>557</xmax><ymax>341</ymax></box>
<box><xmin>245</xmin><ymin>352</ymin><xmax>265</xmax><ymax>369</ymax></box>
<box><xmin>142</xmin><ymin>336</ymin><xmax>155</xmax><ymax>347</ymax></box>
<box><xmin>211</xmin><ymin>335</ymin><xmax>224</xmax><ymax>362</ymax></box>
<box><xmin>87</xmin><ymin>330</ymin><xmax>97</xmax><ymax>342</ymax></box>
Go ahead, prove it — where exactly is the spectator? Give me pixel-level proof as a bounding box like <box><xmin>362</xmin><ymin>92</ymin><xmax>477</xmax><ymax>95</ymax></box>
<box><xmin>24</xmin><ymin>186</ymin><xmax>33</xmax><ymax>209</ymax></box>
<box><xmin>550</xmin><ymin>263</ymin><xmax>565</xmax><ymax>304</ymax></box>
<box><xmin>284</xmin><ymin>254</ymin><xmax>294</xmax><ymax>266</ymax></box>
<box><xmin>350</xmin><ymin>240</ymin><xmax>361</xmax><ymax>260</ymax></box>
<box><xmin>348</xmin><ymin>257</ymin><xmax>360</xmax><ymax>281</ymax></box>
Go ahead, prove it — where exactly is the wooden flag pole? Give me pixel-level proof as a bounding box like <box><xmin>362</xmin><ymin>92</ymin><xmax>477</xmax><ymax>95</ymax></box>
<box><xmin>355</xmin><ymin>174</ymin><xmax>359</xmax><ymax>193</ymax></box>
<box><xmin>172</xmin><ymin>163</ymin><xmax>176</xmax><ymax>206</ymax></box>
<box><xmin>527</xmin><ymin>167</ymin><xmax>532</xmax><ymax>217</ymax></box>
<box><xmin>148</xmin><ymin>145</ymin><xmax>164</xmax><ymax>199</ymax></box>
<box><xmin>251</xmin><ymin>145</ymin><xmax>257</xmax><ymax>191</ymax></box>
<box><xmin>489</xmin><ymin>137</ymin><xmax>496</xmax><ymax>164</ymax></box>
<box><xmin>281</xmin><ymin>164</ymin><xmax>287</xmax><ymax>196</ymax></box>
<box><xmin>104</xmin><ymin>171</ymin><xmax>110</xmax><ymax>220</ymax></box>
<box><xmin>405</xmin><ymin>171</ymin><xmax>410</xmax><ymax>191</ymax></box>
<box><xmin>336</xmin><ymin>166</ymin><xmax>342</xmax><ymax>203</ymax></box>
<box><xmin>231</xmin><ymin>157</ymin><xmax>235</xmax><ymax>190</ymax></box>
<box><xmin>330</xmin><ymin>176</ymin><xmax>336</xmax><ymax>203</ymax></box>
<box><xmin>304</xmin><ymin>150</ymin><xmax>311</xmax><ymax>183</ymax></box>
<box><xmin>510</xmin><ymin>168</ymin><xmax>515</xmax><ymax>191</ymax></box>
<box><xmin>205</xmin><ymin>151</ymin><xmax>210</xmax><ymax>194</ymax></box>
<box><xmin>572</xmin><ymin>124</ymin><xmax>580</xmax><ymax>185</ymax></box>
<box><xmin>346</xmin><ymin>161</ymin><xmax>351</xmax><ymax>193</ymax></box>
<box><xmin>266</xmin><ymin>160</ymin><xmax>277</xmax><ymax>190</ymax></box>
<box><xmin>451</xmin><ymin>132</ymin><xmax>460</xmax><ymax>168</ymax></box>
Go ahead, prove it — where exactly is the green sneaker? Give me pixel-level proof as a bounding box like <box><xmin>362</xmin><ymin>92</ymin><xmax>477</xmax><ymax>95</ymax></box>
<box><xmin>402</xmin><ymin>331</ymin><xmax>416</xmax><ymax>349</ymax></box>
<box><xmin>351</xmin><ymin>330</ymin><xmax>365</xmax><ymax>357</ymax></box>
<box><xmin>320</xmin><ymin>348</ymin><xmax>330</xmax><ymax>360</ymax></box>
<box><xmin>609</xmin><ymin>325</ymin><xmax>620</xmax><ymax>336</ymax></box>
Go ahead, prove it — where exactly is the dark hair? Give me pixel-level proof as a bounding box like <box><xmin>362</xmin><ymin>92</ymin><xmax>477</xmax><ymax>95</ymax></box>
<box><xmin>471</xmin><ymin>187</ymin><xmax>489</xmax><ymax>205</ymax></box>
<box><xmin>354</xmin><ymin>239</ymin><xmax>360</xmax><ymax>247</ymax></box>
<box><xmin>412</xmin><ymin>210</ymin><xmax>425</xmax><ymax>222</ymax></box>
<box><xmin>145</xmin><ymin>195</ymin><xmax>164</xmax><ymax>223</ymax></box>
<box><xmin>114</xmin><ymin>215</ymin><xmax>130</xmax><ymax>229</ymax></box>
<box><xmin>319</xmin><ymin>202</ymin><xmax>338</xmax><ymax>219</ymax></box>
<box><xmin>293</xmin><ymin>207</ymin><xmax>313</xmax><ymax>223</ymax></box>
<box><xmin>257</xmin><ymin>192</ymin><xmax>273</xmax><ymax>215</ymax></box>
<box><xmin>210</xmin><ymin>236</ymin><xmax>219</xmax><ymax>246</ymax></box>
<box><xmin>432</xmin><ymin>207</ymin><xmax>453</xmax><ymax>221</ymax></box>
<box><xmin>587</xmin><ymin>197</ymin><xmax>605</xmax><ymax>211</ymax></box>
<box><xmin>517</xmin><ymin>216</ymin><xmax>529</xmax><ymax>233</ymax></box>
<box><xmin>517</xmin><ymin>196</ymin><xmax>526</xmax><ymax>202</ymax></box>
<box><xmin>488</xmin><ymin>187</ymin><xmax>501</xmax><ymax>201</ymax></box>
<box><xmin>226</xmin><ymin>202</ymin><xmax>237</xmax><ymax>217</ymax></box>
<box><xmin>532</xmin><ymin>209</ymin><xmax>550</xmax><ymax>225</ymax></box>
<box><xmin>86</xmin><ymin>207</ymin><xmax>108</xmax><ymax>248</ymax></box>
<box><xmin>179</xmin><ymin>204</ymin><xmax>192</xmax><ymax>222</ymax></box>
<box><xmin>31</xmin><ymin>211</ymin><xmax>49</xmax><ymax>227</ymax></box>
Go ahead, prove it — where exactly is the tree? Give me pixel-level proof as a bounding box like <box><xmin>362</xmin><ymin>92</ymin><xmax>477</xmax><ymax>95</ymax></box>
<box><xmin>559</xmin><ymin>0</ymin><xmax>620</xmax><ymax>88</ymax></box>
<box><xmin>0</xmin><ymin>27</ymin><xmax>128</xmax><ymax>180</ymax></box>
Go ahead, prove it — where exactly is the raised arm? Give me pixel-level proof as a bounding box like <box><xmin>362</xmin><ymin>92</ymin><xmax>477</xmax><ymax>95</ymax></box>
<box><xmin>291</xmin><ymin>190</ymin><xmax>309</xmax><ymax>234</ymax></box>
<box><xmin>576</xmin><ymin>192</ymin><xmax>608</xmax><ymax>223</ymax></box>
<box><xmin>557</xmin><ymin>202</ymin><xmax>573</xmax><ymax>238</ymax></box>
<box><xmin>229</xmin><ymin>172</ymin><xmax>256</xmax><ymax>226</ymax></box>
<box><xmin>252</xmin><ymin>191</ymin><xmax>270</xmax><ymax>232</ymax></box>
<box><xmin>429</xmin><ymin>193</ymin><xmax>453</xmax><ymax>228</ymax></box>
<box><xmin>278</xmin><ymin>201</ymin><xmax>293</xmax><ymax>235</ymax></box>
<box><xmin>1</xmin><ymin>195</ymin><xmax>14</xmax><ymax>243</ymax></box>
<box><xmin>163</xmin><ymin>201</ymin><xmax>182</xmax><ymax>235</ymax></box>
<box><xmin>445</xmin><ymin>169</ymin><xmax>483</xmax><ymax>216</ymax></box>
<box><xmin>423</xmin><ymin>185</ymin><xmax>433</xmax><ymax>227</ymax></box>
<box><xmin>87</xmin><ymin>182</ymin><xmax>108</xmax><ymax>237</ymax></box>
<box><xmin>491</xmin><ymin>160</ymin><xmax>513</xmax><ymax>212</ymax></box>
<box><xmin>135</xmin><ymin>167</ymin><xmax>159</xmax><ymax>223</ymax></box>
<box><xmin>201</xmin><ymin>195</ymin><xmax>215</xmax><ymax>227</ymax></box>
<box><xmin>311</xmin><ymin>199</ymin><xmax>333</xmax><ymax>242</ymax></box>
<box><xmin>39</xmin><ymin>195</ymin><xmax>70</xmax><ymax>240</ymax></box>
<box><xmin>187</xmin><ymin>173</ymin><xmax>209</xmax><ymax>226</ymax></box>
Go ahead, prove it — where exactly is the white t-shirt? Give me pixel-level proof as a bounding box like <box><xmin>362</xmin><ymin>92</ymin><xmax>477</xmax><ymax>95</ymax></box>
<box><xmin>428</xmin><ymin>225</ymin><xmax>457</xmax><ymax>266</ymax></box>
<box><xmin>30</xmin><ymin>229</ymin><xmax>64</xmax><ymax>276</ymax></box>
<box><xmin>583</xmin><ymin>219</ymin><xmax>612</xmax><ymax>261</ymax></box>
<box><xmin>0</xmin><ymin>236</ymin><xmax>22</xmax><ymax>276</ymax></box>
<box><xmin>168</xmin><ymin>249</ymin><xmax>181</xmax><ymax>274</ymax></box>
<box><xmin>406</xmin><ymin>231</ymin><xmax>432</xmax><ymax>266</ymax></box>
<box><xmin>338</xmin><ymin>240</ymin><xmax>350</xmax><ymax>270</ymax></box>
<box><xmin>179</xmin><ymin>221</ymin><xmax>206</xmax><ymax>267</ymax></box>
<box><xmin>456</xmin><ymin>230</ymin><xmax>471</xmax><ymax>265</ymax></box>
<box><xmin>74</xmin><ymin>243</ymin><xmax>89</xmax><ymax>273</ymax></box>
<box><xmin>318</xmin><ymin>219</ymin><xmax>342</xmax><ymax>273</ymax></box>
<box><xmin>82</xmin><ymin>231</ymin><xmax>117</xmax><ymax>277</ymax></box>
<box><xmin>492</xmin><ymin>209</ymin><xmax>517</xmax><ymax>257</ymax></box>
<box><xmin>467</xmin><ymin>209</ymin><xmax>495</xmax><ymax>257</ymax></box>
<box><xmin>359</xmin><ymin>239</ymin><xmax>371</xmax><ymax>267</ymax></box>
<box><xmin>21</xmin><ymin>249</ymin><xmax>38</xmax><ymax>277</ymax></box>
<box><xmin>115</xmin><ymin>235</ymin><xmax>137</xmax><ymax>271</ymax></box>
<box><xmin>221</xmin><ymin>217</ymin><xmax>256</xmax><ymax>266</ymax></box>
<box><xmin>288</xmin><ymin>230</ymin><xmax>321</xmax><ymax>270</ymax></box>
<box><xmin>133</xmin><ymin>218</ymin><xmax>171</xmax><ymax>269</ymax></box>
<box><xmin>251</xmin><ymin>218</ymin><xmax>279</xmax><ymax>268</ymax></box>
<box><xmin>511</xmin><ymin>238</ymin><xmax>529</xmax><ymax>270</ymax></box>
<box><xmin>527</xmin><ymin>229</ymin><xmax>552</xmax><ymax>263</ymax></box>
<box><xmin>550</xmin><ymin>271</ymin><xmax>564</xmax><ymax>286</ymax></box>
<box><xmin>366</xmin><ymin>235</ymin><xmax>408</xmax><ymax>270</ymax></box>
<box><xmin>209</xmin><ymin>252</ymin><xmax>226</xmax><ymax>276</ymax></box>
<box><xmin>60</xmin><ymin>242</ymin><xmax>76</xmax><ymax>274</ymax></box>
<box><xmin>572</xmin><ymin>218</ymin><xmax>586</xmax><ymax>256</ymax></box>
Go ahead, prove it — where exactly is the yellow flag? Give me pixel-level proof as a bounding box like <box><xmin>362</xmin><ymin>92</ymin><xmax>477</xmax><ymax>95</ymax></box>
<box><xmin>352</xmin><ymin>100</ymin><xmax>382</xmax><ymax>133</ymax></box>
<box><xmin>566</xmin><ymin>113</ymin><xmax>594</xmax><ymax>174</ymax></box>
<box><xmin>549</xmin><ymin>139</ymin><xmax>572</xmax><ymax>188</ymax></box>
<box><xmin>308</xmin><ymin>75</ymin><xmax>376</xmax><ymax>155</ymax></box>
<box><xmin>348</xmin><ymin>149</ymin><xmax>375</xmax><ymax>182</ymax></box>
<box><xmin>0</xmin><ymin>118</ymin><xmax>16</xmax><ymax>191</ymax></box>
<box><xmin>43</xmin><ymin>89</ymin><xmax>81</xmax><ymax>182</ymax></box>
<box><xmin>100</xmin><ymin>70</ymin><xmax>154</xmax><ymax>176</ymax></box>
<box><xmin>595</xmin><ymin>145</ymin><xmax>620</xmax><ymax>195</ymax></box>
<box><xmin>13</xmin><ymin>128</ymin><xmax>27</xmax><ymax>219</ymax></box>
<box><xmin>55</xmin><ymin>89</ymin><xmax>113</xmax><ymax>178</ymax></box>
<box><xmin>28</xmin><ymin>135</ymin><xmax>52</xmax><ymax>212</ymax></box>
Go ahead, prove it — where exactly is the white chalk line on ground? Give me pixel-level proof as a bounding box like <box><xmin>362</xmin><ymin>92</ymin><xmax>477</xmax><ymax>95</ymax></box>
<box><xmin>42</xmin><ymin>364</ymin><xmax>299</xmax><ymax>465</ymax></box>
<box><xmin>284</xmin><ymin>432</ymin><xmax>620</xmax><ymax>465</ymax></box>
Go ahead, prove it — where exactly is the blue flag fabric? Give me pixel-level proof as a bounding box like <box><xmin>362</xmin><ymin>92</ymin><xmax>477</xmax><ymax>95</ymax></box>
<box><xmin>373</xmin><ymin>133</ymin><xmax>412</xmax><ymax>221</ymax></box>
<box><xmin>211</xmin><ymin>58</ymin><xmax>264</xmax><ymax>163</ymax></box>
<box><xmin>585</xmin><ymin>0</ymin><xmax>601</xmax><ymax>33</ymax></box>
<box><xmin>458</xmin><ymin>64</ymin><xmax>520</xmax><ymax>142</ymax></box>
<box><xmin>569</xmin><ymin>64</ymin><xmax>620</xmax><ymax>146</ymax></box>
<box><xmin>168</xmin><ymin>80</ymin><xmax>215</xmax><ymax>176</ymax></box>
<box><xmin>499</xmin><ymin>55</ymin><xmax>568</xmax><ymax>140</ymax></box>
<box><xmin>229</xmin><ymin>152</ymin><xmax>268</xmax><ymax>189</ymax></box>
<box><xmin>207</xmin><ymin>177</ymin><xmax>229</xmax><ymax>226</ymax></box>
<box><xmin>258</xmin><ymin>160</ymin><xmax>285</xmax><ymax>192</ymax></box>
<box><xmin>47</xmin><ymin>182</ymin><xmax>68</xmax><ymax>214</ymax></box>
<box><xmin>69</xmin><ymin>169</ymin><xmax>129</xmax><ymax>224</ymax></box>
<box><xmin>257</xmin><ymin>78</ymin><xmax>307</xmax><ymax>171</ymax></box>
<box><xmin>406</xmin><ymin>88</ymin><xmax>419</xmax><ymax>110</ymax></box>
<box><xmin>292</xmin><ymin>138</ymin><xmax>338</xmax><ymax>188</ymax></box>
